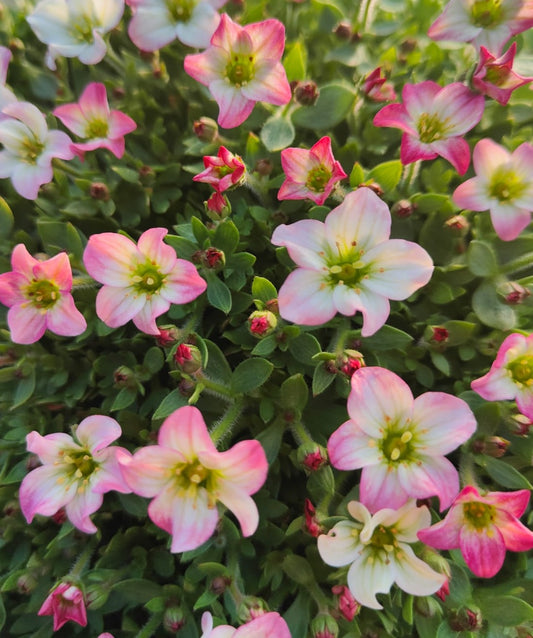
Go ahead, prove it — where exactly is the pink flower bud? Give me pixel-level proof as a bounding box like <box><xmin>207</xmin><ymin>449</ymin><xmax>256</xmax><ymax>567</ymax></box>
<box><xmin>193</xmin><ymin>117</ymin><xmax>219</xmax><ymax>143</ymax></box>
<box><xmin>174</xmin><ymin>344</ymin><xmax>202</xmax><ymax>374</ymax></box>
<box><xmin>248</xmin><ymin>310</ymin><xmax>278</xmax><ymax>337</ymax></box>
<box><xmin>294</xmin><ymin>81</ymin><xmax>320</xmax><ymax>106</ymax></box>
<box><xmin>38</xmin><ymin>582</ymin><xmax>87</xmax><ymax>631</ymax></box>
<box><xmin>331</xmin><ymin>585</ymin><xmax>360</xmax><ymax>621</ymax></box>
<box><xmin>431</xmin><ymin>327</ymin><xmax>449</xmax><ymax>343</ymax></box>
<box><xmin>310</xmin><ymin>613</ymin><xmax>339</xmax><ymax>638</ymax></box>
<box><xmin>205</xmin><ymin>192</ymin><xmax>231</xmax><ymax>221</ymax></box>
<box><xmin>304</xmin><ymin>499</ymin><xmax>323</xmax><ymax>537</ymax></box>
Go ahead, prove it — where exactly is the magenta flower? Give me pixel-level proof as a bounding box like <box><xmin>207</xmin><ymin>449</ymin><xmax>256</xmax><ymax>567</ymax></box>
<box><xmin>118</xmin><ymin>406</ymin><xmax>268</xmax><ymax>553</ymax></box>
<box><xmin>0</xmin><ymin>244</ymin><xmax>86</xmax><ymax>344</ymax></box>
<box><xmin>418</xmin><ymin>486</ymin><xmax>533</xmax><ymax>578</ymax></box>
<box><xmin>328</xmin><ymin>367</ymin><xmax>476</xmax><ymax>512</ymax></box>
<box><xmin>83</xmin><ymin>227</ymin><xmax>207</xmax><ymax>335</ymax></box>
<box><xmin>278</xmin><ymin>136</ymin><xmax>348</xmax><ymax>206</ymax></box>
<box><xmin>270</xmin><ymin>187</ymin><xmax>434</xmax><ymax>334</ymax></box>
<box><xmin>200</xmin><ymin>611</ymin><xmax>291</xmax><ymax>638</ymax></box>
<box><xmin>428</xmin><ymin>0</ymin><xmax>533</xmax><ymax>54</ymax></box>
<box><xmin>473</xmin><ymin>43</ymin><xmax>533</xmax><ymax>105</ymax></box>
<box><xmin>38</xmin><ymin>582</ymin><xmax>87</xmax><ymax>631</ymax></box>
<box><xmin>53</xmin><ymin>82</ymin><xmax>137</xmax><ymax>160</ymax></box>
<box><xmin>363</xmin><ymin>67</ymin><xmax>397</xmax><ymax>102</ymax></box>
<box><xmin>453</xmin><ymin>139</ymin><xmax>533</xmax><ymax>241</ymax></box>
<box><xmin>471</xmin><ymin>333</ymin><xmax>533</xmax><ymax>419</ymax></box>
<box><xmin>193</xmin><ymin>145</ymin><xmax>246</xmax><ymax>192</ymax></box>
<box><xmin>184</xmin><ymin>14</ymin><xmax>291</xmax><ymax>128</ymax></box>
<box><xmin>373</xmin><ymin>81</ymin><xmax>485</xmax><ymax>175</ymax></box>
<box><xmin>19</xmin><ymin>416</ymin><xmax>131</xmax><ymax>533</ymax></box>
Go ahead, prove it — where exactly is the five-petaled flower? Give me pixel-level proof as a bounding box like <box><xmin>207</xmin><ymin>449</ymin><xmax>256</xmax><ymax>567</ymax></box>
<box><xmin>38</xmin><ymin>582</ymin><xmax>88</xmax><ymax>631</ymax></box>
<box><xmin>118</xmin><ymin>405</ymin><xmax>268</xmax><ymax>553</ymax></box>
<box><xmin>184</xmin><ymin>13</ymin><xmax>291</xmax><ymax>128</ymax></box>
<box><xmin>53</xmin><ymin>82</ymin><xmax>137</xmax><ymax>160</ymax></box>
<box><xmin>453</xmin><ymin>138</ymin><xmax>533</xmax><ymax>241</ymax></box>
<box><xmin>471</xmin><ymin>332</ymin><xmax>533</xmax><ymax>419</ymax></box>
<box><xmin>363</xmin><ymin>67</ymin><xmax>397</xmax><ymax>102</ymax></box>
<box><xmin>83</xmin><ymin>227</ymin><xmax>207</xmax><ymax>335</ymax></box>
<box><xmin>19</xmin><ymin>415</ymin><xmax>131</xmax><ymax>533</ymax></box>
<box><xmin>200</xmin><ymin>611</ymin><xmax>291</xmax><ymax>638</ymax></box>
<box><xmin>278</xmin><ymin>136</ymin><xmax>347</xmax><ymax>206</ymax></box>
<box><xmin>0</xmin><ymin>244</ymin><xmax>86</xmax><ymax>344</ymax></box>
<box><xmin>193</xmin><ymin>145</ymin><xmax>246</xmax><ymax>192</ymax></box>
<box><xmin>418</xmin><ymin>485</ymin><xmax>533</xmax><ymax>577</ymax></box>
<box><xmin>271</xmin><ymin>187</ymin><xmax>434</xmax><ymax>334</ymax></box>
<box><xmin>327</xmin><ymin>366</ymin><xmax>476</xmax><ymax>512</ymax></box>
<box><xmin>373</xmin><ymin>81</ymin><xmax>485</xmax><ymax>175</ymax></box>
<box><xmin>317</xmin><ymin>500</ymin><xmax>446</xmax><ymax>609</ymax></box>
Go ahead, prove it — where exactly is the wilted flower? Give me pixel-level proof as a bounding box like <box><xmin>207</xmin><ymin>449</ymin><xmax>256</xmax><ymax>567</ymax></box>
<box><xmin>38</xmin><ymin>582</ymin><xmax>87</xmax><ymax>631</ymax></box>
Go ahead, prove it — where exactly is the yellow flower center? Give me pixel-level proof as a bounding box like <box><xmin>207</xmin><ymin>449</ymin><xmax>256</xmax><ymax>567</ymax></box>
<box><xmin>24</xmin><ymin>279</ymin><xmax>60</xmax><ymax>309</ymax></box>
<box><xmin>488</xmin><ymin>166</ymin><xmax>526</xmax><ymax>202</ymax></box>
<box><xmin>172</xmin><ymin>459</ymin><xmax>219</xmax><ymax>506</ymax></box>
<box><xmin>166</xmin><ymin>0</ymin><xmax>196</xmax><ymax>22</ymax></box>
<box><xmin>306</xmin><ymin>164</ymin><xmax>332</xmax><ymax>193</ymax></box>
<box><xmin>86</xmin><ymin>118</ymin><xmax>109</xmax><ymax>138</ymax></box>
<box><xmin>21</xmin><ymin>136</ymin><xmax>44</xmax><ymax>164</ymax></box>
<box><xmin>463</xmin><ymin>501</ymin><xmax>495</xmax><ymax>530</ymax></box>
<box><xmin>508</xmin><ymin>355</ymin><xmax>533</xmax><ymax>385</ymax></box>
<box><xmin>70</xmin><ymin>15</ymin><xmax>97</xmax><ymax>44</ymax></box>
<box><xmin>380</xmin><ymin>429</ymin><xmax>415</xmax><ymax>463</ymax></box>
<box><xmin>131</xmin><ymin>261</ymin><xmax>165</xmax><ymax>295</ymax></box>
<box><xmin>417</xmin><ymin>112</ymin><xmax>447</xmax><ymax>144</ymax></box>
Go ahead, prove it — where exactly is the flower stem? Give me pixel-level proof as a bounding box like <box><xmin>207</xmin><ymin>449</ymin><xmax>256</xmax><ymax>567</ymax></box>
<box><xmin>290</xmin><ymin>420</ymin><xmax>315</xmax><ymax>447</ymax></box>
<box><xmin>54</xmin><ymin>159</ymin><xmax>96</xmax><ymax>178</ymax></box>
<box><xmin>358</xmin><ymin>0</ymin><xmax>378</xmax><ymax>32</ymax></box>
<box><xmin>196</xmin><ymin>373</ymin><xmax>234</xmax><ymax>399</ymax></box>
<box><xmin>210</xmin><ymin>399</ymin><xmax>244</xmax><ymax>445</ymax></box>
<box><xmin>501</xmin><ymin>252</ymin><xmax>533</xmax><ymax>276</ymax></box>
<box><xmin>68</xmin><ymin>541</ymin><xmax>96</xmax><ymax>581</ymax></box>
<box><xmin>135</xmin><ymin>613</ymin><xmax>163</xmax><ymax>638</ymax></box>
<box><xmin>459</xmin><ymin>453</ymin><xmax>480</xmax><ymax>490</ymax></box>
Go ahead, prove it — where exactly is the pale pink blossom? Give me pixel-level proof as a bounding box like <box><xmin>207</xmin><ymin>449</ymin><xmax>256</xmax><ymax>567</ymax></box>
<box><xmin>270</xmin><ymin>188</ymin><xmax>434</xmax><ymax>334</ymax></box>
<box><xmin>128</xmin><ymin>0</ymin><xmax>227</xmax><ymax>51</ymax></box>
<box><xmin>0</xmin><ymin>46</ymin><xmax>17</xmax><ymax>112</ymax></box>
<box><xmin>19</xmin><ymin>416</ymin><xmax>131</xmax><ymax>534</ymax></box>
<box><xmin>328</xmin><ymin>367</ymin><xmax>476</xmax><ymax>512</ymax></box>
<box><xmin>453</xmin><ymin>138</ymin><xmax>533</xmax><ymax>240</ymax></box>
<box><xmin>373</xmin><ymin>81</ymin><xmax>485</xmax><ymax>175</ymax></box>
<box><xmin>83</xmin><ymin>228</ymin><xmax>207</xmax><ymax>335</ymax></box>
<box><xmin>118</xmin><ymin>406</ymin><xmax>268</xmax><ymax>553</ymax></box>
<box><xmin>318</xmin><ymin>500</ymin><xmax>446</xmax><ymax>609</ymax></box>
<box><xmin>473</xmin><ymin>43</ymin><xmax>533</xmax><ymax>105</ymax></box>
<box><xmin>428</xmin><ymin>0</ymin><xmax>533</xmax><ymax>54</ymax></box>
<box><xmin>418</xmin><ymin>486</ymin><xmax>533</xmax><ymax>577</ymax></box>
<box><xmin>471</xmin><ymin>333</ymin><xmax>533</xmax><ymax>418</ymax></box>
<box><xmin>193</xmin><ymin>145</ymin><xmax>246</xmax><ymax>192</ymax></box>
<box><xmin>38</xmin><ymin>582</ymin><xmax>87</xmax><ymax>631</ymax></box>
<box><xmin>184</xmin><ymin>14</ymin><xmax>291</xmax><ymax>128</ymax></box>
<box><xmin>53</xmin><ymin>82</ymin><xmax>137</xmax><ymax>160</ymax></box>
<box><xmin>278</xmin><ymin>136</ymin><xmax>347</xmax><ymax>206</ymax></box>
<box><xmin>0</xmin><ymin>101</ymin><xmax>74</xmax><ymax>199</ymax></box>
<box><xmin>363</xmin><ymin>67</ymin><xmax>397</xmax><ymax>102</ymax></box>
<box><xmin>200</xmin><ymin>611</ymin><xmax>291</xmax><ymax>638</ymax></box>
<box><xmin>0</xmin><ymin>244</ymin><xmax>86</xmax><ymax>344</ymax></box>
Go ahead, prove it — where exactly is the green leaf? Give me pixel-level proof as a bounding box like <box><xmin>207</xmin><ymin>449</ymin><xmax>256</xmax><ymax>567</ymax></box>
<box><xmin>292</xmin><ymin>84</ymin><xmax>356</xmax><ymax>130</ymax></box>
<box><xmin>193</xmin><ymin>589</ymin><xmax>219</xmax><ymax>610</ymax></box>
<box><xmin>283</xmin><ymin>40</ymin><xmax>307</xmax><ymax>82</ymax></box>
<box><xmin>11</xmin><ymin>368</ymin><xmax>35</xmax><ymax>410</ymax></box>
<box><xmin>361</xmin><ymin>325</ymin><xmax>413</xmax><ymax>351</ymax></box>
<box><xmin>213</xmin><ymin>220</ymin><xmax>239</xmax><ymax>255</ymax></box>
<box><xmin>152</xmin><ymin>389</ymin><xmax>188</xmax><ymax>420</ymax></box>
<box><xmin>191</xmin><ymin>216</ymin><xmax>210</xmax><ymax>245</ymax></box>
<box><xmin>204</xmin><ymin>340</ymin><xmax>232</xmax><ymax>383</ymax></box>
<box><xmin>430</xmin><ymin>351</ymin><xmax>451</xmax><ymax>376</ymax></box>
<box><xmin>207</xmin><ymin>275</ymin><xmax>232</xmax><ymax>314</ymax></box>
<box><xmin>282</xmin><ymin>555</ymin><xmax>314</xmax><ymax>585</ymax></box>
<box><xmin>472</xmin><ymin>280</ymin><xmax>516</xmax><ymax>330</ymax></box>
<box><xmin>256</xmin><ymin>420</ymin><xmax>284</xmax><ymax>463</ymax></box>
<box><xmin>251</xmin><ymin>335</ymin><xmax>277</xmax><ymax>356</ymax></box>
<box><xmin>143</xmin><ymin>346</ymin><xmax>164</xmax><ymax>374</ymax></box>
<box><xmin>0</xmin><ymin>595</ymin><xmax>5</xmax><ymax>632</ymax></box>
<box><xmin>283</xmin><ymin>591</ymin><xmax>312</xmax><ymax>638</ymax></box>
<box><xmin>252</xmin><ymin>276</ymin><xmax>278</xmax><ymax>303</ymax></box>
<box><xmin>349</xmin><ymin>162</ymin><xmax>365</xmax><ymax>188</ymax></box>
<box><xmin>232</xmin><ymin>358</ymin><xmax>273</xmax><ymax>393</ymax></box>
<box><xmin>467</xmin><ymin>240</ymin><xmax>499</xmax><ymax>277</ymax></box>
<box><xmin>312</xmin><ymin>363</ymin><xmax>336</xmax><ymax>396</ymax></box>
<box><xmin>481</xmin><ymin>456</ymin><xmax>533</xmax><ymax>490</ymax></box>
<box><xmin>36</xmin><ymin>220</ymin><xmax>84</xmax><ymax>261</ymax></box>
<box><xmin>280</xmin><ymin>374</ymin><xmax>309</xmax><ymax>411</ymax></box>
<box><xmin>260</xmin><ymin>116</ymin><xmax>295</xmax><ymax>152</ymax></box>
<box><xmin>113</xmin><ymin>579</ymin><xmax>163</xmax><ymax>603</ymax></box>
<box><xmin>443</xmin><ymin>320</ymin><xmax>476</xmax><ymax>346</ymax></box>
<box><xmin>288</xmin><ymin>333</ymin><xmax>321</xmax><ymax>365</ymax></box>
<box><xmin>111</xmin><ymin>166</ymin><xmax>140</xmax><ymax>183</ymax></box>
<box><xmin>110</xmin><ymin>388</ymin><xmax>136</xmax><ymax>411</ymax></box>
<box><xmin>367</xmin><ymin>160</ymin><xmax>403</xmax><ymax>192</ymax></box>
<box><xmin>477</xmin><ymin>595</ymin><xmax>533</xmax><ymax>627</ymax></box>
<box><xmin>0</xmin><ymin>197</ymin><xmax>13</xmax><ymax>238</ymax></box>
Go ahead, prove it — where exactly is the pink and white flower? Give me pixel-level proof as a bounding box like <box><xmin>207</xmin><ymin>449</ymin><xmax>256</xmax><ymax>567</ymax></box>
<box><xmin>472</xmin><ymin>43</ymin><xmax>533</xmax><ymax>105</ymax></box>
<box><xmin>471</xmin><ymin>332</ymin><xmax>533</xmax><ymax>418</ymax></box>
<box><xmin>193</xmin><ymin>145</ymin><xmax>246</xmax><ymax>192</ymax></box>
<box><xmin>0</xmin><ymin>244</ymin><xmax>86</xmax><ymax>344</ymax></box>
<box><xmin>363</xmin><ymin>67</ymin><xmax>397</xmax><ymax>102</ymax></box>
<box><xmin>0</xmin><ymin>46</ymin><xmax>17</xmax><ymax>112</ymax></box>
<box><xmin>328</xmin><ymin>367</ymin><xmax>476</xmax><ymax>512</ymax></box>
<box><xmin>184</xmin><ymin>14</ymin><xmax>291</xmax><ymax>128</ymax></box>
<box><xmin>83</xmin><ymin>227</ymin><xmax>207</xmax><ymax>335</ymax></box>
<box><xmin>270</xmin><ymin>187</ymin><xmax>434</xmax><ymax>334</ymax></box>
<box><xmin>418</xmin><ymin>486</ymin><xmax>533</xmax><ymax>578</ymax></box>
<box><xmin>453</xmin><ymin>139</ymin><xmax>533</xmax><ymax>240</ymax></box>
<box><xmin>0</xmin><ymin>101</ymin><xmax>74</xmax><ymax>199</ymax></box>
<box><xmin>317</xmin><ymin>500</ymin><xmax>446</xmax><ymax>609</ymax></box>
<box><xmin>118</xmin><ymin>405</ymin><xmax>268</xmax><ymax>553</ymax></box>
<box><xmin>200</xmin><ymin>611</ymin><xmax>291</xmax><ymax>638</ymax></box>
<box><xmin>428</xmin><ymin>0</ymin><xmax>533</xmax><ymax>54</ymax></box>
<box><xmin>53</xmin><ymin>82</ymin><xmax>137</xmax><ymax>160</ymax></box>
<box><xmin>19</xmin><ymin>416</ymin><xmax>131</xmax><ymax>533</ymax></box>
<box><xmin>373</xmin><ymin>81</ymin><xmax>485</xmax><ymax>175</ymax></box>
<box><xmin>27</xmin><ymin>0</ymin><xmax>125</xmax><ymax>70</ymax></box>
<box><xmin>128</xmin><ymin>0</ymin><xmax>227</xmax><ymax>51</ymax></box>
<box><xmin>38</xmin><ymin>582</ymin><xmax>87</xmax><ymax>631</ymax></box>
<box><xmin>277</xmin><ymin>136</ymin><xmax>347</xmax><ymax>206</ymax></box>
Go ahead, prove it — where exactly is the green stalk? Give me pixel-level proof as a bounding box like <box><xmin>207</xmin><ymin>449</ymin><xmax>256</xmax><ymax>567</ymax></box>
<box><xmin>501</xmin><ymin>252</ymin><xmax>533</xmax><ymax>276</ymax></box>
<box><xmin>210</xmin><ymin>399</ymin><xmax>244</xmax><ymax>445</ymax></box>
<box><xmin>135</xmin><ymin>613</ymin><xmax>163</xmax><ymax>638</ymax></box>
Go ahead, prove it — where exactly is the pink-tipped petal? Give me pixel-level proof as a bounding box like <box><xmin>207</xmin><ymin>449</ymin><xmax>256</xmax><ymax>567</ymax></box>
<box><xmin>459</xmin><ymin>524</ymin><xmax>506</xmax><ymax>578</ymax></box>
<box><xmin>159</xmin><ymin>406</ymin><xmax>217</xmax><ymax>458</ymax></box>
<box><xmin>65</xmin><ymin>489</ymin><xmax>102</xmax><ymax>534</ymax></box>
<box><xmin>276</xmin><ymin>269</ymin><xmax>336</xmax><ymax>326</ymax></box>
<box><xmin>328</xmin><ymin>420</ymin><xmax>381</xmax><ymax>470</ymax></box>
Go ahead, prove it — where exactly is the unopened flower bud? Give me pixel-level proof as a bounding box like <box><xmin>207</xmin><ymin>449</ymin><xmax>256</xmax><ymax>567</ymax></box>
<box><xmin>391</xmin><ymin>199</ymin><xmax>415</xmax><ymax>218</ymax></box>
<box><xmin>237</xmin><ymin>597</ymin><xmax>268</xmax><ymax>622</ymax></box>
<box><xmin>333</xmin><ymin>22</ymin><xmax>352</xmax><ymax>40</ymax></box>
<box><xmin>509</xmin><ymin>413</ymin><xmax>533</xmax><ymax>436</ymax></box>
<box><xmin>174</xmin><ymin>343</ymin><xmax>202</xmax><ymax>374</ymax></box>
<box><xmin>52</xmin><ymin>508</ymin><xmax>68</xmax><ymax>525</ymax></box>
<box><xmin>178</xmin><ymin>378</ymin><xmax>196</xmax><ymax>397</ymax></box>
<box><xmin>414</xmin><ymin>595</ymin><xmax>443</xmax><ymax>617</ymax></box>
<box><xmin>331</xmin><ymin>585</ymin><xmax>360</xmax><ymax>621</ymax></box>
<box><xmin>448</xmin><ymin>607</ymin><xmax>482</xmax><ymax>632</ymax></box>
<box><xmin>297</xmin><ymin>443</ymin><xmax>328</xmax><ymax>473</ymax></box>
<box><xmin>472</xmin><ymin>435</ymin><xmax>510</xmax><ymax>457</ymax></box>
<box><xmin>358</xmin><ymin>180</ymin><xmax>384</xmax><ymax>197</ymax></box>
<box><xmin>113</xmin><ymin>366</ymin><xmax>137</xmax><ymax>389</ymax></box>
<box><xmin>265</xmin><ymin>298</ymin><xmax>279</xmax><ymax>315</ymax></box>
<box><xmin>248</xmin><ymin>310</ymin><xmax>278</xmax><ymax>338</ymax></box>
<box><xmin>193</xmin><ymin>117</ymin><xmax>219</xmax><ymax>143</ymax></box>
<box><xmin>163</xmin><ymin>605</ymin><xmax>185</xmax><ymax>633</ymax></box>
<box><xmin>138</xmin><ymin>165</ymin><xmax>155</xmax><ymax>186</ymax></box>
<box><xmin>304</xmin><ymin>499</ymin><xmax>323</xmax><ymax>537</ymax></box>
<box><xmin>310</xmin><ymin>613</ymin><xmax>339</xmax><ymax>638</ymax></box>
<box><xmin>210</xmin><ymin>575</ymin><xmax>231</xmax><ymax>595</ymax></box>
<box><xmin>254</xmin><ymin>158</ymin><xmax>273</xmax><ymax>177</ymax></box>
<box><xmin>338</xmin><ymin>349</ymin><xmax>365</xmax><ymax>378</ymax></box>
<box><xmin>194</xmin><ymin>247</ymin><xmax>225</xmax><ymax>270</ymax></box>
<box><xmin>112</xmin><ymin>87</ymin><xmax>125</xmax><ymax>99</ymax></box>
<box><xmin>84</xmin><ymin>583</ymin><xmax>110</xmax><ymax>610</ymax></box>
<box><xmin>90</xmin><ymin>182</ymin><xmax>110</xmax><ymax>201</ymax></box>
<box><xmin>9</xmin><ymin>38</ymin><xmax>24</xmax><ymax>53</ymax></box>
<box><xmin>294</xmin><ymin>81</ymin><xmax>320</xmax><ymax>106</ymax></box>
<box><xmin>17</xmin><ymin>573</ymin><xmax>38</xmax><ymax>594</ymax></box>
<box><xmin>498</xmin><ymin>281</ymin><xmax>531</xmax><ymax>305</ymax></box>
<box><xmin>445</xmin><ymin>215</ymin><xmax>469</xmax><ymax>233</ymax></box>
<box><xmin>205</xmin><ymin>192</ymin><xmax>231</xmax><ymax>221</ymax></box>
<box><xmin>436</xmin><ymin>580</ymin><xmax>450</xmax><ymax>602</ymax></box>
<box><xmin>430</xmin><ymin>326</ymin><xmax>449</xmax><ymax>344</ymax></box>
<box><xmin>156</xmin><ymin>326</ymin><xmax>180</xmax><ymax>347</ymax></box>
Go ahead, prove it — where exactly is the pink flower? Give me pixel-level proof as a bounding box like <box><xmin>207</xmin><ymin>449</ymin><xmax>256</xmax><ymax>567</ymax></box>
<box><xmin>363</xmin><ymin>67</ymin><xmax>397</xmax><ymax>102</ymax></box>
<box><xmin>278</xmin><ymin>136</ymin><xmax>347</xmax><ymax>206</ymax></box>
<box><xmin>38</xmin><ymin>582</ymin><xmax>87</xmax><ymax>631</ymax></box>
<box><xmin>0</xmin><ymin>46</ymin><xmax>17</xmax><ymax>111</ymax></box>
<box><xmin>473</xmin><ymin>43</ymin><xmax>533</xmax><ymax>105</ymax></box>
<box><xmin>453</xmin><ymin>138</ymin><xmax>533</xmax><ymax>241</ymax></box>
<box><xmin>128</xmin><ymin>0</ymin><xmax>227</xmax><ymax>51</ymax></box>
<box><xmin>428</xmin><ymin>0</ymin><xmax>533</xmax><ymax>54</ymax></box>
<box><xmin>270</xmin><ymin>188</ymin><xmax>434</xmax><ymax>335</ymax></box>
<box><xmin>118</xmin><ymin>406</ymin><xmax>268</xmax><ymax>553</ymax></box>
<box><xmin>328</xmin><ymin>367</ymin><xmax>476</xmax><ymax>512</ymax></box>
<box><xmin>184</xmin><ymin>14</ymin><xmax>291</xmax><ymax>128</ymax></box>
<box><xmin>373</xmin><ymin>81</ymin><xmax>485</xmax><ymax>175</ymax></box>
<box><xmin>200</xmin><ymin>611</ymin><xmax>291</xmax><ymax>638</ymax></box>
<box><xmin>418</xmin><ymin>486</ymin><xmax>533</xmax><ymax>577</ymax></box>
<box><xmin>19</xmin><ymin>416</ymin><xmax>131</xmax><ymax>533</ymax></box>
<box><xmin>0</xmin><ymin>101</ymin><xmax>74</xmax><ymax>199</ymax></box>
<box><xmin>193</xmin><ymin>145</ymin><xmax>246</xmax><ymax>192</ymax></box>
<box><xmin>53</xmin><ymin>82</ymin><xmax>136</xmax><ymax>160</ymax></box>
<box><xmin>0</xmin><ymin>244</ymin><xmax>86</xmax><ymax>344</ymax></box>
<box><xmin>471</xmin><ymin>333</ymin><xmax>533</xmax><ymax>419</ymax></box>
<box><xmin>83</xmin><ymin>228</ymin><xmax>207</xmax><ymax>335</ymax></box>
<box><xmin>331</xmin><ymin>585</ymin><xmax>359</xmax><ymax>621</ymax></box>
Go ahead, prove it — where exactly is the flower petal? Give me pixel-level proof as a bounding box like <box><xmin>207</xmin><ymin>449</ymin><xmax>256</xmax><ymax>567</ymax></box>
<box><xmin>317</xmin><ymin>521</ymin><xmax>361</xmax><ymax>567</ymax></box>
<box><xmin>393</xmin><ymin>544</ymin><xmax>446</xmax><ymax>596</ymax></box>
<box><xmin>276</xmin><ymin>269</ymin><xmax>336</xmax><ymax>326</ymax></box>
<box><xmin>347</xmin><ymin>549</ymin><xmax>395</xmax><ymax>609</ymax></box>
<box><xmin>65</xmin><ymin>489</ymin><xmax>103</xmax><ymax>534</ymax></box>
<box><xmin>19</xmin><ymin>465</ymin><xmax>76</xmax><ymax>522</ymax></box>
<box><xmin>216</xmin><ymin>481</ymin><xmax>259</xmax><ymax>537</ymax></box>
<box><xmin>84</xmin><ymin>232</ymin><xmax>138</xmax><ymax>286</ymax></box>
<box><xmin>76</xmin><ymin>415</ymin><xmax>121</xmax><ymax>452</ymax></box>
<box><xmin>328</xmin><ymin>419</ymin><xmax>381</xmax><ymax>470</ymax></box>
<box><xmin>159</xmin><ymin>405</ymin><xmax>217</xmax><ymax>458</ymax></box>
<box><xmin>118</xmin><ymin>445</ymin><xmax>183</xmax><ymax>497</ymax></box>
<box><xmin>459</xmin><ymin>524</ymin><xmax>506</xmax><ymax>578</ymax></box>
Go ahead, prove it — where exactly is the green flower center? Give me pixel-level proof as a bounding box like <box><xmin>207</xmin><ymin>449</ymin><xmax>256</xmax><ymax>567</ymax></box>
<box><xmin>21</xmin><ymin>137</ymin><xmax>44</xmax><ymax>164</ymax></box>
<box><xmin>86</xmin><ymin>118</ymin><xmax>109</xmax><ymax>138</ymax></box>
<box><xmin>470</xmin><ymin>0</ymin><xmax>504</xmax><ymax>28</ymax></box>
<box><xmin>226</xmin><ymin>54</ymin><xmax>255</xmax><ymax>87</ymax></box>
<box><xmin>417</xmin><ymin>112</ymin><xmax>447</xmax><ymax>144</ymax></box>
<box><xmin>463</xmin><ymin>501</ymin><xmax>495</xmax><ymax>530</ymax></box>
<box><xmin>131</xmin><ymin>262</ymin><xmax>165</xmax><ymax>295</ymax></box>
<box><xmin>62</xmin><ymin>448</ymin><xmax>98</xmax><ymax>480</ymax></box>
<box><xmin>71</xmin><ymin>16</ymin><xmax>96</xmax><ymax>43</ymax></box>
<box><xmin>369</xmin><ymin>524</ymin><xmax>398</xmax><ymax>551</ymax></box>
<box><xmin>488</xmin><ymin>166</ymin><xmax>526</xmax><ymax>202</ymax></box>
<box><xmin>166</xmin><ymin>0</ymin><xmax>196</xmax><ymax>22</ymax></box>
<box><xmin>173</xmin><ymin>459</ymin><xmax>219</xmax><ymax>503</ymax></box>
<box><xmin>508</xmin><ymin>355</ymin><xmax>533</xmax><ymax>385</ymax></box>
<box><xmin>380</xmin><ymin>429</ymin><xmax>415</xmax><ymax>462</ymax></box>
<box><xmin>306</xmin><ymin>164</ymin><xmax>332</xmax><ymax>193</ymax></box>
<box><xmin>24</xmin><ymin>279</ymin><xmax>60</xmax><ymax>309</ymax></box>
<box><xmin>484</xmin><ymin>64</ymin><xmax>510</xmax><ymax>86</ymax></box>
